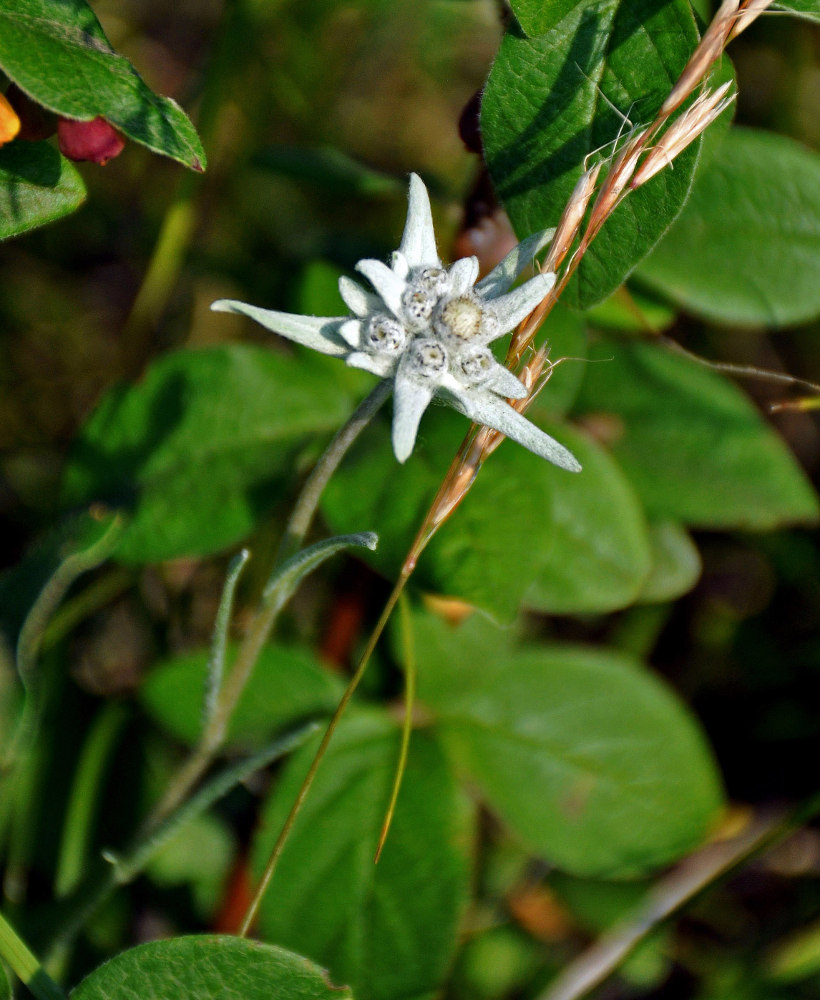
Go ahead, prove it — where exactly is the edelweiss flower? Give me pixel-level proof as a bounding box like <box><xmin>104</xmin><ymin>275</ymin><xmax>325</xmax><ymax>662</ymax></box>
<box><xmin>212</xmin><ymin>174</ymin><xmax>580</xmax><ymax>472</ymax></box>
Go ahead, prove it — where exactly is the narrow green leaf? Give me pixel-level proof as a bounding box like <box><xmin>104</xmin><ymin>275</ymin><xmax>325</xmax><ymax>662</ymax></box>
<box><xmin>61</xmin><ymin>345</ymin><xmax>354</xmax><ymax>563</ymax></box>
<box><xmin>113</xmin><ymin>725</ymin><xmax>318</xmax><ymax>886</ymax></box>
<box><xmin>265</xmin><ymin>532</ymin><xmax>378</xmax><ymax>608</ymax></box>
<box><xmin>252</xmin><ymin>710</ymin><xmax>473</xmax><ymax>1000</ymax></box>
<box><xmin>140</xmin><ymin>643</ymin><xmax>343</xmax><ymax>751</ymax></box>
<box><xmin>638</xmin><ymin>128</ymin><xmax>820</xmax><ymax>326</ymax></box>
<box><xmin>204</xmin><ymin>549</ymin><xmax>251</xmax><ymax>725</ymax></box>
<box><xmin>524</xmin><ymin>426</ymin><xmax>652</xmax><ymax>615</ymax></box>
<box><xmin>773</xmin><ymin>1</ymin><xmax>820</xmax><ymax>22</ymax></box>
<box><xmin>411</xmin><ymin>611</ymin><xmax>724</xmax><ymax>877</ymax></box>
<box><xmin>0</xmin><ymin>961</ymin><xmax>10</xmax><ymax>1000</ymax></box>
<box><xmin>69</xmin><ymin>936</ymin><xmax>352</xmax><ymax>1000</ymax></box>
<box><xmin>0</xmin><ymin>0</ymin><xmax>205</xmax><ymax>170</ymax></box>
<box><xmin>481</xmin><ymin>0</ymin><xmax>701</xmax><ymax>308</ymax></box>
<box><xmin>0</xmin><ymin>142</ymin><xmax>85</xmax><ymax>240</ymax></box>
<box><xmin>572</xmin><ymin>338</ymin><xmax>819</xmax><ymax>528</ymax></box>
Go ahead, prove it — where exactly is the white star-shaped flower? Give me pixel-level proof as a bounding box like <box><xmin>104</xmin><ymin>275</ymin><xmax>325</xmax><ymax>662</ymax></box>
<box><xmin>212</xmin><ymin>174</ymin><xmax>580</xmax><ymax>472</ymax></box>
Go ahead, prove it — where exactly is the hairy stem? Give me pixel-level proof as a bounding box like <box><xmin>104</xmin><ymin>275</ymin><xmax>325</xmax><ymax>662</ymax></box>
<box><xmin>239</xmin><ymin>564</ymin><xmax>411</xmax><ymax>936</ymax></box>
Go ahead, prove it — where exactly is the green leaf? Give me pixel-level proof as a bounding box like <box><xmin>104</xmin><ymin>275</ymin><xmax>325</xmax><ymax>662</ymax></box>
<box><xmin>61</xmin><ymin>345</ymin><xmax>353</xmax><ymax>563</ymax></box>
<box><xmin>572</xmin><ymin>338</ymin><xmax>819</xmax><ymax>528</ymax></box>
<box><xmin>265</xmin><ymin>532</ymin><xmax>378</xmax><ymax>606</ymax></box>
<box><xmin>0</xmin><ymin>0</ymin><xmax>205</xmax><ymax>170</ymax></box>
<box><xmin>69</xmin><ymin>936</ymin><xmax>353</xmax><ymax>1000</ymax></box>
<box><xmin>325</xmin><ymin>409</ymin><xmax>652</xmax><ymax>618</ymax></box>
<box><xmin>524</xmin><ymin>426</ymin><xmax>652</xmax><ymax>615</ymax></box>
<box><xmin>322</xmin><ymin>411</ymin><xmax>564</xmax><ymax>622</ymax></box>
<box><xmin>140</xmin><ymin>643</ymin><xmax>344</xmax><ymax>751</ymax></box>
<box><xmin>481</xmin><ymin>0</ymin><xmax>701</xmax><ymax>308</ymax></box>
<box><xmin>527</xmin><ymin>301</ymin><xmax>589</xmax><ymax>419</ymax></box>
<box><xmin>637</xmin><ymin>128</ymin><xmax>820</xmax><ymax>326</ymax></box>
<box><xmin>772</xmin><ymin>1</ymin><xmax>820</xmax><ymax>22</ymax></box>
<box><xmin>253</xmin><ymin>710</ymin><xmax>473</xmax><ymax>1000</ymax></box>
<box><xmin>411</xmin><ymin>611</ymin><xmax>724</xmax><ymax>877</ymax></box>
<box><xmin>0</xmin><ymin>141</ymin><xmax>85</xmax><ymax>239</ymax></box>
<box><xmin>637</xmin><ymin>521</ymin><xmax>701</xmax><ymax>604</ymax></box>
<box><xmin>146</xmin><ymin>811</ymin><xmax>234</xmax><ymax>918</ymax></box>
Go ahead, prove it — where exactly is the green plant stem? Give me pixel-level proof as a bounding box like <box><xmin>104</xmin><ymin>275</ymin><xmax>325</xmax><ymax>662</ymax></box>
<box><xmin>0</xmin><ymin>912</ymin><xmax>65</xmax><ymax>1000</ymax></box>
<box><xmin>238</xmin><ymin>564</ymin><xmax>412</xmax><ymax>937</ymax></box>
<box><xmin>40</xmin><ymin>568</ymin><xmax>132</xmax><ymax>655</ymax></box>
<box><xmin>149</xmin><ymin>380</ymin><xmax>392</xmax><ymax>827</ymax></box>
<box><xmin>374</xmin><ymin>590</ymin><xmax>416</xmax><ymax>863</ymax></box>
<box><xmin>54</xmin><ymin>703</ymin><xmax>129</xmax><ymax>899</ymax></box>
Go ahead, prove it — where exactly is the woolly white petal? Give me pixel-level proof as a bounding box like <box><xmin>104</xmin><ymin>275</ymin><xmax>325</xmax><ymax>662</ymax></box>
<box><xmin>339</xmin><ymin>319</ymin><xmax>363</xmax><ymax>347</ymax></box>
<box><xmin>391</xmin><ymin>251</ymin><xmax>410</xmax><ymax>279</ymax></box>
<box><xmin>448</xmin><ymin>255</ymin><xmax>480</xmax><ymax>296</ymax></box>
<box><xmin>486</xmin><ymin>363</ymin><xmax>528</xmax><ymax>400</ymax></box>
<box><xmin>339</xmin><ymin>276</ymin><xmax>380</xmax><ymax>318</ymax></box>
<box><xmin>355</xmin><ymin>259</ymin><xmax>406</xmax><ymax>317</ymax></box>
<box><xmin>446</xmin><ymin>388</ymin><xmax>582</xmax><ymax>471</ymax></box>
<box><xmin>210</xmin><ymin>300</ymin><xmax>348</xmax><ymax>356</ymax></box>
<box><xmin>392</xmin><ymin>369</ymin><xmax>436</xmax><ymax>462</ymax></box>
<box><xmin>476</xmin><ymin>227</ymin><xmax>556</xmax><ymax>299</ymax></box>
<box><xmin>484</xmin><ymin>271</ymin><xmax>556</xmax><ymax>340</ymax></box>
<box><xmin>346</xmin><ymin>352</ymin><xmax>395</xmax><ymax>377</ymax></box>
<box><xmin>398</xmin><ymin>173</ymin><xmax>440</xmax><ymax>268</ymax></box>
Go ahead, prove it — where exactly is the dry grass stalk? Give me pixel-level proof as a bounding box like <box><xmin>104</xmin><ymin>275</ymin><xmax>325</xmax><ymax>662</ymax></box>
<box><xmin>729</xmin><ymin>0</ymin><xmax>776</xmax><ymax>40</ymax></box>
<box><xmin>400</xmin><ymin>0</ymin><xmax>766</xmax><ymax>573</ymax></box>
<box><xmin>632</xmin><ymin>82</ymin><xmax>736</xmax><ymax>187</ymax></box>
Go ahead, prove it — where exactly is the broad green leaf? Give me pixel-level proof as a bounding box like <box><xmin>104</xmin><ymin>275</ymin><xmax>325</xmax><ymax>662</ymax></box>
<box><xmin>637</xmin><ymin>521</ymin><xmax>701</xmax><ymax>604</ymax></box>
<box><xmin>773</xmin><ymin>1</ymin><xmax>820</xmax><ymax>22</ymax></box>
<box><xmin>527</xmin><ymin>301</ymin><xmax>589</xmax><ymax>420</ymax></box>
<box><xmin>0</xmin><ymin>141</ymin><xmax>85</xmax><ymax>239</ymax></box>
<box><xmin>524</xmin><ymin>426</ymin><xmax>652</xmax><ymax>614</ymax></box>
<box><xmin>0</xmin><ymin>0</ymin><xmax>205</xmax><ymax>170</ymax></box>
<box><xmin>411</xmin><ymin>611</ymin><xmax>724</xmax><ymax>876</ymax></box>
<box><xmin>69</xmin><ymin>936</ymin><xmax>352</xmax><ymax>1000</ymax></box>
<box><xmin>61</xmin><ymin>345</ymin><xmax>353</xmax><ymax>563</ymax></box>
<box><xmin>572</xmin><ymin>338</ymin><xmax>819</xmax><ymax>528</ymax></box>
<box><xmin>322</xmin><ymin>412</ymin><xmax>563</xmax><ymax>622</ymax></box>
<box><xmin>481</xmin><ymin>0</ymin><xmax>701</xmax><ymax>309</ymax></box>
<box><xmin>253</xmin><ymin>710</ymin><xmax>473</xmax><ymax>1000</ymax></box>
<box><xmin>638</xmin><ymin>129</ymin><xmax>820</xmax><ymax>325</ymax></box>
<box><xmin>585</xmin><ymin>287</ymin><xmax>677</xmax><ymax>333</ymax></box>
<box><xmin>324</xmin><ymin>406</ymin><xmax>651</xmax><ymax>618</ymax></box>
<box><xmin>140</xmin><ymin>643</ymin><xmax>343</xmax><ymax>750</ymax></box>
<box><xmin>146</xmin><ymin>811</ymin><xmax>234</xmax><ymax>918</ymax></box>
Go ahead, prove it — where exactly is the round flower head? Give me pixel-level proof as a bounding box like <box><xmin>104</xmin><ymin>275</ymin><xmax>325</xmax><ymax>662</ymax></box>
<box><xmin>212</xmin><ymin>173</ymin><xmax>580</xmax><ymax>472</ymax></box>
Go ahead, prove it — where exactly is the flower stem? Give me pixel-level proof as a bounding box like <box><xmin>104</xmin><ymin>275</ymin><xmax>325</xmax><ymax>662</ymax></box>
<box><xmin>374</xmin><ymin>590</ymin><xmax>416</xmax><ymax>863</ymax></box>
<box><xmin>239</xmin><ymin>562</ymin><xmax>411</xmax><ymax>936</ymax></box>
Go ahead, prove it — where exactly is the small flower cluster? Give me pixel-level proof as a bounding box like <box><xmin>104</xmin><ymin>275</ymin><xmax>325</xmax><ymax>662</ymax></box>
<box><xmin>213</xmin><ymin>174</ymin><xmax>580</xmax><ymax>472</ymax></box>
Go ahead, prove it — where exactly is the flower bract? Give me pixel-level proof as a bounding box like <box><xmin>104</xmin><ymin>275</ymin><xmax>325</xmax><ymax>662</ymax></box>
<box><xmin>212</xmin><ymin>174</ymin><xmax>580</xmax><ymax>472</ymax></box>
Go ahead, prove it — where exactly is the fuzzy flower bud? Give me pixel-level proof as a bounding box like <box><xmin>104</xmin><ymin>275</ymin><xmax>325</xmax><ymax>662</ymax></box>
<box><xmin>57</xmin><ymin>116</ymin><xmax>125</xmax><ymax>165</ymax></box>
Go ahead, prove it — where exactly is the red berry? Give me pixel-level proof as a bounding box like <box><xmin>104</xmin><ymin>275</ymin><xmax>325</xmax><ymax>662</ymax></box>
<box><xmin>58</xmin><ymin>116</ymin><xmax>125</xmax><ymax>164</ymax></box>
